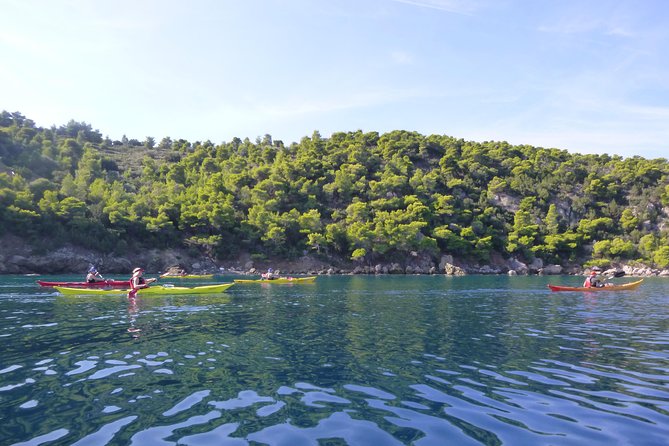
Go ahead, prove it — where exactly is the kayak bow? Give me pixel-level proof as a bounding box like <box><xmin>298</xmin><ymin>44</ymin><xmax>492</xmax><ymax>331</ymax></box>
<box><xmin>38</xmin><ymin>280</ymin><xmax>131</xmax><ymax>288</ymax></box>
<box><xmin>54</xmin><ymin>283</ymin><xmax>234</xmax><ymax>296</ymax></box>
<box><xmin>547</xmin><ymin>279</ymin><xmax>643</xmax><ymax>292</ymax></box>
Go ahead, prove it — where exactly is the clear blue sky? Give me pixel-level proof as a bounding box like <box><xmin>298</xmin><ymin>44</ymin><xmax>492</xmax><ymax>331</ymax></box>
<box><xmin>1</xmin><ymin>0</ymin><xmax>668</xmax><ymax>159</ymax></box>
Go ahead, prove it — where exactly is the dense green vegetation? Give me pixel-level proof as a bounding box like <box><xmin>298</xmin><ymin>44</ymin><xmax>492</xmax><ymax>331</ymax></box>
<box><xmin>1</xmin><ymin>110</ymin><xmax>668</xmax><ymax>269</ymax></box>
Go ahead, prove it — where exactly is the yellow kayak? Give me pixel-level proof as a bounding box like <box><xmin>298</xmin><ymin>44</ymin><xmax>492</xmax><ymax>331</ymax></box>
<box><xmin>159</xmin><ymin>274</ymin><xmax>215</xmax><ymax>279</ymax></box>
<box><xmin>54</xmin><ymin>283</ymin><xmax>234</xmax><ymax>296</ymax></box>
<box><xmin>234</xmin><ymin>276</ymin><xmax>316</xmax><ymax>284</ymax></box>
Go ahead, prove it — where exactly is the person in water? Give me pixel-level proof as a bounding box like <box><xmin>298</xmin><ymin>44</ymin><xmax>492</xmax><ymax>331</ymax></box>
<box><xmin>583</xmin><ymin>270</ymin><xmax>603</xmax><ymax>288</ymax></box>
<box><xmin>86</xmin><ymin>266</ymin><xmax>104</xmax><ymax>283</ymax></box>
<box><xmin>129</xmin><ymin>267</ymin><xmax>157</xmax><ymax>297</ymax></box>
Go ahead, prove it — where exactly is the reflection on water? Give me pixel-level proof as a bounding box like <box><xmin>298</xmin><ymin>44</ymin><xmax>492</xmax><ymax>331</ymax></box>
<box><xmin>1</xmin><ymin>275</ymin><xmax>668</xmax><ymax>445</ymax></box>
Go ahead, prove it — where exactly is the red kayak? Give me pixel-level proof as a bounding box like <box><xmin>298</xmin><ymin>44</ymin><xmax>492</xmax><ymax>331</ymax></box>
<box><xmin>37</xmin><ymin>280</ymin><xmax>131</xmax><ymax>288</ymax></box>
<box><xmin>547</xmin><ymin>279</ymin><xmax>643</xmax><ymax>292</ymax></box>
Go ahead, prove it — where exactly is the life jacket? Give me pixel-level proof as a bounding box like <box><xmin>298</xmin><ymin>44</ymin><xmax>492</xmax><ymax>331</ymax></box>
<box><xmin>130</xmin><ymin>276</ymin><xmax>146</xmax><ymax>289</ymax></box>
<box><xmin>583</xmin><ymin>275</ymin><xmax>597</xmax><ymax>288</ymax></box>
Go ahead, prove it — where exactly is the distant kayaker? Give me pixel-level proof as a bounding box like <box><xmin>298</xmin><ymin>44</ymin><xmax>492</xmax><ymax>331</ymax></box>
<box><xmin>583</xmin><ymin>270</ymin><xmax>603</xmax><ymax>288</ymax></box>
<box><xmin>86</xmin><ymin>266</ymin><xmax>104</xmax><ymax>283</ymax></box>
<box><xmin>169</xmin><ymin>271</ymin><xmax>186</xmax><ymax>277</ymax></box>
<box><xmin>261</xmin><ymin>268</ymin><xmax>277</xmax><ymax>280</ymax></box>
<box><xmin>128</xmin><ymin>267</ymin><xmax>157</xmax><ymax>298</ymax></box>
<box><xmin>160</xmin><ymin>266</ymin><xmax>187</xmax><ymax>277</ymax></box>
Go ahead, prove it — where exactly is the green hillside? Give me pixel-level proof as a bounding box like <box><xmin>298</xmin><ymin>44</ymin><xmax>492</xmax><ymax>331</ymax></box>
<box><xmin>1</xmin><ymin>110</ymin><xmax>668</xmax><ymax>270</ymax></box>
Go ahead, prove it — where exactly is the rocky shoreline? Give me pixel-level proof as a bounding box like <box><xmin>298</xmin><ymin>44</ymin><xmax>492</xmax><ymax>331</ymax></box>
<box><xmin>1</xmin><ymin>236</ymin><xmax>667</xmax><ymax>277</ymax></box>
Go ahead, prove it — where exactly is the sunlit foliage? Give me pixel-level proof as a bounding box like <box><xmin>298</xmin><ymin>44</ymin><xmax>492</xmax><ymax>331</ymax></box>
<box><xmin>1</xmin><ymin>111</ymin><xmax>668</xmax><ymax>267</ymax></box>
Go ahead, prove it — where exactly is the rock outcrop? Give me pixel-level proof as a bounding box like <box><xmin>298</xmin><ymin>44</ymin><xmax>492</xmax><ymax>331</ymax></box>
<box><xmin>2</xmin><ymin>234</ymin><xmax>669</xmax><ymax>277</ymax></box>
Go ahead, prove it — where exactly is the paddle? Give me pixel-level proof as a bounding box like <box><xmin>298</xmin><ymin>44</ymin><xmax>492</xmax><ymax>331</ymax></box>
<box><xmin>95</xmin><ymin>276</ymin><xmax>109</xmax><ymax>286</ymax></box>
<box><xmin>592</xmin><ymin>269</ymin><xmax>625</xmax><ymax>278</ymax></box>
<box><xmin>98</xmin><ymin>273</ymin><xmax>111</xmax><ymax>286</ymax></box>
<box><xmin>600</xmin><ymin>270</ymin><xmax>625</xmax><ymax>287</ymax></box>
<box><xmin>127</xmin><ymin>276</ymin><xmax>158</xmax><ymax>298</ymax></box>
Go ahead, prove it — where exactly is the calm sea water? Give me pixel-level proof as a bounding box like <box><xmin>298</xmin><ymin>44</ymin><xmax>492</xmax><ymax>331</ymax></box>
<box><xmin>1</xmin><ymin>274</ymin><xmax>668</xmax><ymax>445</ymax></box>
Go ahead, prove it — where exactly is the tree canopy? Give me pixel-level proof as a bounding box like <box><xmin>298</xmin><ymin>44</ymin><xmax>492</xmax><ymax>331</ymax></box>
<box><xmin>1</xmin><ymin>110</ymin><xmax>668</xmax><ymax>269</ymax></box>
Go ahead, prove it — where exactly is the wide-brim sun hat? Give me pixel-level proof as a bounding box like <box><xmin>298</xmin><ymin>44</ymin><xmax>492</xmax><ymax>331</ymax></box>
<box><xmin>132</xmin><ymin>267</ymin><xmax>144</xmax><ymax>275</ymax></box>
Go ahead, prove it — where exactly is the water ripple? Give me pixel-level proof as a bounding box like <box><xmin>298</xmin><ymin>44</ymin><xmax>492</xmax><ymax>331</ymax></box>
<box><xmin>2</xmin><ymin>276</ymin><xmax>669</xmax><ymax>445</ymax></box>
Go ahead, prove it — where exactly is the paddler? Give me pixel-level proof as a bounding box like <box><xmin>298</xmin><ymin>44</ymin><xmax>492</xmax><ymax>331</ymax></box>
<box><xmin>86</xmin><ymin>266</ymin><xmax>104</xmax><ymax>283</ymax></box>
<box><xmin>128</xmin><ymin>267</ymin><xmax>157</xmax><ymax>298</ymax></box>
<box><xmin>261</xmin><ymin>268</ymin><xmax>277</xmax><ymax>280</ymax></box>
<box><xmin>583</xmin><ymin>267</ymin><xmax>603</xmax><ymax>288</ymax></box>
